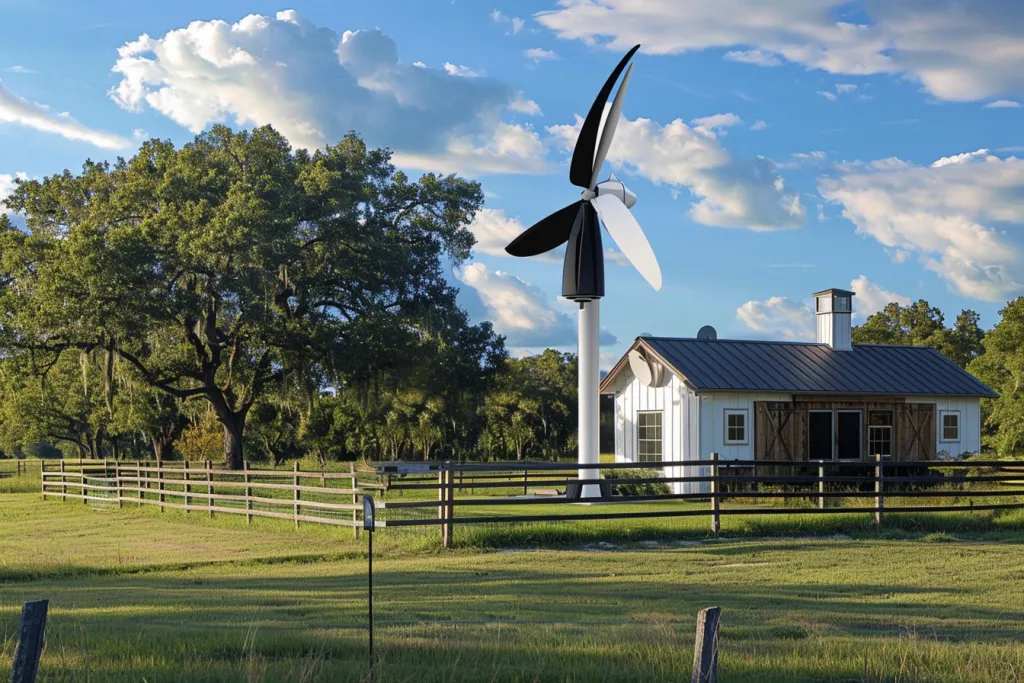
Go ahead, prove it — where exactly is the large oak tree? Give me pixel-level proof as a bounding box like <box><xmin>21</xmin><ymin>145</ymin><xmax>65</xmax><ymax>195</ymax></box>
<box><xmin>0</xmin><ymin>126</ymin><xmax>486</xmax><ymax>468</ymax></box>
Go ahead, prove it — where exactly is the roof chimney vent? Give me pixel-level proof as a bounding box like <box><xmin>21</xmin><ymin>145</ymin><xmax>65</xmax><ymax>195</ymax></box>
<box><xmin>814</xmin><ymin>288</ymin><xmax>855</xmax><ymax>350</ymax></box>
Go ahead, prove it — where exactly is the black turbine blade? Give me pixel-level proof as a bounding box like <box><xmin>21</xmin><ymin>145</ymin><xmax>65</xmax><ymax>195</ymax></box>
<box><xmin>569</xmin><ymin>44</ymin><xmax>640</xmax><ymax>189</ymax></box>
<box><xmin>505</xmin><ymin>201</ymin><xmax>584</xmax><ymax>257</ymax></box>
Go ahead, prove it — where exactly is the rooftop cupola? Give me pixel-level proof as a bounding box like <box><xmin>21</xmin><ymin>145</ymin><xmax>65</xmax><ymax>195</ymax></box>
<box><xmin>814</xmin><ymin>288</ymin><xmax>855</xmax><ymax>350</ymax></box>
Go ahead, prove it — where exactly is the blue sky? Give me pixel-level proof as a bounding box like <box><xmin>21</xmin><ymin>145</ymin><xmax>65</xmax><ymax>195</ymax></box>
<box><xmin>2</xmin><ymin>1</ymin><xmax>1024</xmax><ymax>369</ymax></box>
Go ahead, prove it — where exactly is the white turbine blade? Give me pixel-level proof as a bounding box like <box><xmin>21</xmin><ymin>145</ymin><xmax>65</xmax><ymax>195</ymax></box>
<box><xmin>589</xmin><ymin>63</ymin><xmax>633</xmax><ymax>190</ymax></box>
<box><xmin>591</xmin><ymin>193</ymin><xmax>662</xmax><ymax>290</ymax></box>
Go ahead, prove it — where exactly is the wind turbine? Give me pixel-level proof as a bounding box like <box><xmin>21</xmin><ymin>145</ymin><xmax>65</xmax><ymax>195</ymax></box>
<box><xmin>505</xmin><ymin>45</ymin><xmax>662</xmax><ymax>498</ymax></box>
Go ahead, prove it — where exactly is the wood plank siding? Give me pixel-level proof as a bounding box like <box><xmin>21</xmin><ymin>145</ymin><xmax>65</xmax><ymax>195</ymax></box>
<box><xmin>753</xmin><ymin>398</ymin><xmax>939</xmax><ymax>462</ymax></box>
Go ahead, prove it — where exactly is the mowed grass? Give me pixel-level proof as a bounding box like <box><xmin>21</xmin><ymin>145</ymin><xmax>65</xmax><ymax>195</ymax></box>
<box><xmin>3</xmin><ymin>493</ymin><xmax>1024</xmax><ymax>681</ymax></box>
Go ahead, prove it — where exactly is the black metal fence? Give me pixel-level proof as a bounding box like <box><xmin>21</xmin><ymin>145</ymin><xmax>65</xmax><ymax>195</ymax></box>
<box><xmin>374</xmin><ymin>455</ymin><xmax>1024</xmax><ymax>547</ymax></box>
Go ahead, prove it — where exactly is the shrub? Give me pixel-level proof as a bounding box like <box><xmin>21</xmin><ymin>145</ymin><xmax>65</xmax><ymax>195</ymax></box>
<box><xmin>605</xmin><ymin>468</ymin><xmax>671</xmax><ymax>496</ymax></box>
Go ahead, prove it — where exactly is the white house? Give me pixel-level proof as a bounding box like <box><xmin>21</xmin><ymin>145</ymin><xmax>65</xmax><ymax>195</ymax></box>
<box><xmin>599</xmin><ymin>287</ymin><xmax>998</xmax><ymax>494</ymax></box>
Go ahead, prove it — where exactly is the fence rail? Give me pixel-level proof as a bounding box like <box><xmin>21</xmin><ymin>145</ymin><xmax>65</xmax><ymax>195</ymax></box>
<box><xmin>377</xmin><ymin>454</ymin><xmax>1024</xmax><ymax>547</ymax></box>
<box><xmin>40</xmin><ymin>455</ymin><xmax>1024</xmax><ymax>548</ymax></box>
<box><xmin>41</xmin><ymin>459</ymin><xmax>381</xmax><ymax>533</ymax></box>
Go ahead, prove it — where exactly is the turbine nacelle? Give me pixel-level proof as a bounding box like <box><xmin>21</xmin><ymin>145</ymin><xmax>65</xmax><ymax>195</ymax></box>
<box><xmin>590</xmin><ymin>174</ymin><xmax>636</xmax><ymax>210</ymax></box>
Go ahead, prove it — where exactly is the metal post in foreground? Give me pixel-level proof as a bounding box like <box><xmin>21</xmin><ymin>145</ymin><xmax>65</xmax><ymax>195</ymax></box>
<box><xmin>11</xmin><ymin>599</ymin><xmax>48</xmax><ymax>683</ymax></box>
<box><xmin>363</xmin><ymin>495</ymin><xmax>377</xmax><ymax>673</ymax></box>
<box><xmin>578</xmin><ymin>299</ymin><xmax>601</xmax><ymax>499</ymax></box>
<box><xmin>691</xmin><ymin>606</ymin><xmax>721</xmax><ymax>683</ymax></box>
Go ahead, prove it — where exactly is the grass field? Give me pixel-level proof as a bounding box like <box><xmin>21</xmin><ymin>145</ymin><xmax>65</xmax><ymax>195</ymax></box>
<box><xmin>3</xmin><ymin>485</ymin><xmax>1024</xmax><ymax>682</ymax></box>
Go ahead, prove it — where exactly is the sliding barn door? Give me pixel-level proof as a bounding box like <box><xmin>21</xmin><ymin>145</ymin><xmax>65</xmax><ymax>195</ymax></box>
<box><xmin>897</xmin><ymin>403</ymin><xmax>936</xmax><ymax>461</ymax></box>
<box><xmin>754</xmin><ymin>402</ymin><xmax>807</xmax><ymax>461</ymax></box>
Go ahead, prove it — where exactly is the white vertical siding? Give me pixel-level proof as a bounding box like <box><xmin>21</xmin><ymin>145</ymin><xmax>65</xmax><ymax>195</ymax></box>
<box><xmin>816</xmin><ymin>314</ymin><xmax>831</xmax><ymax>346</ymax></box>
<box><xmin>912</xmin><ymin>396</ymin><xmax>982</xmax><ymax>456</ymax></box>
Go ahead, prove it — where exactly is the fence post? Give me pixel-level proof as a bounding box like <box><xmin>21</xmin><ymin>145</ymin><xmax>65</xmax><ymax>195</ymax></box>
<box><xmin>818</xmin><ymin>463</ymin><xmax>825</xmax><ymax>510</ymax></box>
<box><xmin>183</xmin><ymin>460</ymin><xmax>190</xmax><ymax>513</ymax></box>
<box><xmin>875</xmin><ymin>453</ymin><xmax>884</xmax><ymax>527</ymax></box>
<box><xmin>244</xmin><ymin>461</ymin><xmax>252</xmax><ymax>524</ymax></box>
<box><xmin>438</xmin><ymin>468</ymin><xmax>447</xmax><ymax>547</ymax></box>
<box><xmin>350</xmin><ymin>462</ymin><xmax>360</xmax><ymax>539</ymax></box>
<box><xmin>293</xmin><ymin>461</ymin><xmax>300</xmax><ymax>529</ymax></box>
<box><xmin>115</xmin><ymin>459</ymin><xmax>123</xmax><ymax>508</ymax></box>
<box><xmin>691</xmin><ymin>606</ymin><xmax>721</xmax><ymax>683</ymax></box>
<box><xmin>80</xmin><ymin>458</ymin><xmax>86</xmax><ymax>504</ymax></box>
<box><xmin>136</xmin><ymin>460</ymin><xmax>143</xmax><ymax>505</ymax></box>
<box><xmin>446</xmin><ymin>462</ymin><xmax>454</xmax><ymax>548</ymax></box>
<box><xmin>10</xmin><ymin>599</ymin><xmax>48</xmax><ymax>683</ymax></box>
<box><xmin>710</xmin><ymin>453</ymin><xmax>721</xmax><ymax>534</ymax></box>
<box><xmin>60</xmin><ymin>460</ymin><xmax>66</xmax><ymax>502</ymax></box>
<box><xmin>206</xmin><ymin>460</ymin><xmax>214</xmax><ymax>518</ymax></box>
<box><xmin>158</xmin><ymin>460</ymin><xmax>165</xmax><ymax>512</ymax></box>
<box><xmin>523</xmin><ymin>468</ymin><xmax>528</xmax><ymax>496</ymax></box>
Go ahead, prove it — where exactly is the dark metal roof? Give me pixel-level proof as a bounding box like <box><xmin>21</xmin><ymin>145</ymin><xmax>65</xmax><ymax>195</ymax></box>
<box><xmin>636</xmin><ymin>337</ymin><xmax>998</xmax><ymax>398</ymax></box>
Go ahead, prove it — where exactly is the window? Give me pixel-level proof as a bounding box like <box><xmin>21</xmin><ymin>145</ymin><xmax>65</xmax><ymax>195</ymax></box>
<box><xmin>834</xmin><ymin>295</ymin><xmax>850</xmax><ymax>312</ymax></box>
<box><xmin>636</xmin><ymin>411</ymin><xmax>663</xmax><ymax>462</ymax></box>
<box><xmin>941</xmin><ymin>411</ymin><xmax>960</xmax><ymax>442</ymax></box>
<box><xmin>724</xmin><ymin>409</ymin><xmax>748</xmax><ymax>445</ymax></box>
<box><xmin>868</xmin><ymin>411</ymin><xmax>893</xmax><ymax>458</ymax></box>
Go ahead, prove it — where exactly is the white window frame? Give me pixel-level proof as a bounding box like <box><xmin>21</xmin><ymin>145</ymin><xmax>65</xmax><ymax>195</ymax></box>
<box><xmin>724</xmin><ymin>409</ymin><xmax>749</xmax><ymax>446</ymax></box>
<box><xmin>636</xmin><ymin>410</ymin><xmax>663</xmax><ymax>463</ymax></box>
<box><xmin>940</xmin><ymin>410</ymin><xmax>961</xmax><ymax>443</ymax></box>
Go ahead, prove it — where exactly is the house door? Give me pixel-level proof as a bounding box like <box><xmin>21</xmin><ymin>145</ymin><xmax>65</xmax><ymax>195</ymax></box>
<box><xmin>809</xmin><ymin>411</ymin><xmax>833</xmax><ymax>460</ymax></box>
<box><xmin>837</xmin><ymin>411</ymin><xmax>862</xmax><ymax>460</ymax></box>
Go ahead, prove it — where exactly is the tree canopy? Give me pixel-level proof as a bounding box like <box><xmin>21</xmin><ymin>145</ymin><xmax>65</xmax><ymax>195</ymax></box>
<box><xmin>0</xmin><ymin>126</ymin><xmax>502</xmax><ymax>467</ymax></box>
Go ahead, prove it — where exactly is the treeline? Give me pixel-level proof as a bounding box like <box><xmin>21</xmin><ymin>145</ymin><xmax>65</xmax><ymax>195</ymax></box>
<box><xmin>852</xmin><ymin>299</ymin><xmax>1024</xmax><ymax>455</ymax></box>
<box><xmin>0</xmin><ymin>126</ymin><xmax>577</xmax><ymax>467</ymax></box>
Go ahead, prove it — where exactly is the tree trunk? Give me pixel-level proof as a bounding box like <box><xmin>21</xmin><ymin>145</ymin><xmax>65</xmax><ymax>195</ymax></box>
<box><xmin>222</xmin><ymin>419</ymin><xmax>244</xmax><ymax>470</ymax></box>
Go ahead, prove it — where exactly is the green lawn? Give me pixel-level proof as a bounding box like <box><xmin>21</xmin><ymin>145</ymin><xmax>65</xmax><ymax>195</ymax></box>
<box><xmin>3</xmin><ymin>491</ymin><xmax>1024</xmax><ymax>681</ymax></box>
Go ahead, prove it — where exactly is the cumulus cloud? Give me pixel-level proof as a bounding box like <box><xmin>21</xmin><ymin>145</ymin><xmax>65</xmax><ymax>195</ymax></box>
<box><xmin>456</xmin><ymin>262</ymin><xmax>617</xmax><ymax>347</ymax></box>
<box><xmin>0</xmin><ymin>82</ymin><xmax>130</xmax><ymax>149</ymax></box>
<box><xmin>750</xmin><ymin>119</ymin><xmax>768</xmax><ymax>131</ymax></box>
<box><xmin>547</xmin><ymin>111</ymin><xmax>804</xmax><ymax>231</ymax></box>
<box><xmin>724</xmin><ymin>49</ymin><xmax>782</xmax><ymax>67</ymax></box>
<box><xmin>492</xmin><ymin>10</ymin><xmax>525</xmax><ymax>35</ymax></box>
<box><xmin>849</xmin><ymin>275</ymin><xmax>910</xmax><ymax>319</ymax></box>
<box><xmin>525</xmin><ymin>47</ymin><xmax>559</xmax><ymax>62</ymax></box>
<box><xmin>536</xmin><ymin>0</ymin><xmax>1024</xmax><ymax>102</ymax></box>
<box><xmin>985</xmin><ymin>99</ymin><xmax>1021</xmax><ymax>108</ymax></box>
<box><xmin>109</xmin><ymin>10</ymin><xmax>545</xmax><ymax>175</ymax></box>
<box><xmin>443</xmin><ymin>62</ymin><xmax>482</xmax><ymax>78</ymax></box>
<box><xmin>820</xmin><ymin>150</ymin><xmax>1024</xmax><ymax>301</ymax></box>
<box><xmin>509</xmin><ymin>92</ymin><xmax>542</xmax><ymax>115</ymax></box>
<box><xmin>736</xmin><ymin>297</ymin><xmax>815</xmax><ymax>341</ymax></box>
<box><xmin>690</xmin><ymin>112</ymin><xmax>742</xmax><ymax>134</ymax></box>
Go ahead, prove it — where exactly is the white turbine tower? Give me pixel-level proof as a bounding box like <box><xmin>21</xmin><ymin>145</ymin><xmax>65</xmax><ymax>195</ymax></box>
<box><xmin>505</xmin><ymin>45</ymin><xmax>661</xmax><ymax>498</ymax></box>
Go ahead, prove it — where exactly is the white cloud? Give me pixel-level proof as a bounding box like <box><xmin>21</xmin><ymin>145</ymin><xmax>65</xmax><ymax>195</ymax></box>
<box><xmin>525</xmin><ymin>47</ymin><xmax>559</xmax><ymax>62</ymax></box>
<box><xmin>492</xmin><ymin>10</ymin><xmax>525</xmax><ymax>35</ymax></box>
<box><xmin>690</xmin><ymin>112</ymin><xmax>742</xmax><ymax>134</ymax></box>
<box><xmin>456</xmin><ymin>262</ymin><xmax>617</xmax><ymax>347</ymax></box>
<box><xmin>985</xmin><ymin>99</ymin><xmax>1021</xmax><ymax>109</ymax></box>
<box><xmin>392</xmin><ymin>121</ymin><xmax>550</xmax><ymax>175</ymax></box>
<box><xmin>0</xmin><ymin>82</ymin><xmax>130</xmax><ymax>150</ymax></box>
<box><xmin>109</xmin><ymin>11</ymin><xmax>543</xmax><ymax>176</ymax></box>
<box><xmin>835</xmin><ymin>83</ymin><xmax>857</xmax><ymax>94</ymax></box>
<box><xmin>818</xmin><ymin>90</ymin><xmax>838</xmax><ymax>101</ymax></box>
<box><xmin>509</xmin><ymin>92</ymin><xmax>542</xmax><ymax>115</ymax></box>
<box><xmin>536</xmin><ymin>1</ymin><xmax>1024</xmax><ymax>102</ymax></box>
<box><xmin>750</xmin><ymin>119</ymin><xmax>768</xmax><ymax>131</ymax></box>
<box><xmin>443</xmin><ymin>62</ymin><xmax>481</xmax><ymax>78</ymax></box>
<box><xmin>849</xmin><ymin>275</ymin><xmax>910</xmax><ymax>319</ymax></box>
<box><xmin>723</xmin><ymin>49</ymin><xmax>782</xmax><ymax>67</ymax></box>
<box><xmin>3</xmin><ymin>66</ymin><xmax>34</xmax><ymax>74</ymax></box>
<box><xmin>820</xmin><ymin>149</ymin><xmax>1024</xmax><ymax>301</ymax></box>
<box><xmin>736</xmin><ymin>297</ymin><xmax>815</xmax><ymax>341</ymax></box>
<box><xmin>547</xmin><ymin>111</ymin><xmax>804</xmax><ymax>231</ymax></box>
<box><xmin>778</xmin><ymin>150</ymin><xmax>828</xmax><ymax>169</ymax></box>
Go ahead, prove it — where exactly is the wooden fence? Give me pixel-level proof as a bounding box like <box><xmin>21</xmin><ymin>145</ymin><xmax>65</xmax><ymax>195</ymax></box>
<box><xmin>377</xmin><ymin>455</ymin><xmax>1024</xmax><ymax>547</ymax></box>
<box><xmin>41</xmin><ymin>459</ymin><xmax>383</xmax><ymax>533</ymax></box>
